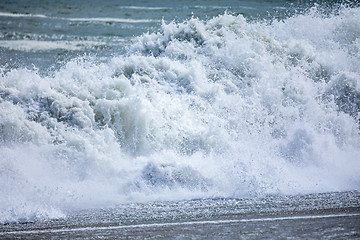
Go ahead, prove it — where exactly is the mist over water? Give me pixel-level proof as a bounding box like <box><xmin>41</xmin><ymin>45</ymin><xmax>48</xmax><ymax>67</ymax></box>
<box><xmin>1</xmin><ymin>1</ymin><xmax>360</xmax><ymax>223</ymax></box>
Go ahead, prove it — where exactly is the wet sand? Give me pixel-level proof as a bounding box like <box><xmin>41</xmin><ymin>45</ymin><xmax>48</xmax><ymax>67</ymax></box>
<box><xmin>1</xmin><ymin>191</ymin><xmax>359</xmax><ymax>239</ymax></box>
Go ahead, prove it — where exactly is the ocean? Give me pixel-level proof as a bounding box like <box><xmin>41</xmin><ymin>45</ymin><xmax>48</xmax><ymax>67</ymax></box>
<box><xmin>1</xmin><ymin>0</ymin><xmax>360</xmax><ymax>238</ymax></box>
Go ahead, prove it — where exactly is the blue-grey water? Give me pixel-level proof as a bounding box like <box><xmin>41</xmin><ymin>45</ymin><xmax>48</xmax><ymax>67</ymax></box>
<box><xmin>1</xmin><ymin>1</ymin><xmax>360</xmax><ymax>237</ymax></box>
<box><xmin>1</xmin><ymin>191</ymin><xmax>359</xmax><ymax>239</ymax></box>
<box><xmin>0</xmin><ymin>0</ymin><xmax>311</xmax><ymax>69</ymax></box>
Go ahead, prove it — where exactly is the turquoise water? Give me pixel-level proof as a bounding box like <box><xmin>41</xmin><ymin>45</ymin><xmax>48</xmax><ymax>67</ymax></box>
<box><xmin>1</xmin><ymin>0</ymin><xmax>360</xmax><ymax>224</ymax></box>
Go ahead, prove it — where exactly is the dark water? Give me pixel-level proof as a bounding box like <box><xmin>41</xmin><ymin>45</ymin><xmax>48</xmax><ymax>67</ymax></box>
<box><xmin>1</xmin><ymin>191</ymin><xmax>359</xmax><ymax>239</ymax></box>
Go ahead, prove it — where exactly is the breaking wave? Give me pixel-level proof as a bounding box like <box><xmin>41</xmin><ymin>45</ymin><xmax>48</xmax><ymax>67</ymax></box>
<box><xmin>1</xmin><ymin>6</ymin><xmax>360</xmax><ymax>223</ymax></box>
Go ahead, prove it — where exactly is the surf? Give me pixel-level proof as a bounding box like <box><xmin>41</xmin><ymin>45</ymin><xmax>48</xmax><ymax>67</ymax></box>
<box><xmin>1</xmin><ymin>5</ymin><xmax>360</xmax><ymax>223</ymax></box>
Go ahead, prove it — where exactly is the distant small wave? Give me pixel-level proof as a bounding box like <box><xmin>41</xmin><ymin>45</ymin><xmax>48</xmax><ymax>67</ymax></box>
<box><xmin>0</xmin><ymin>12</ymin><xmax>159</xmax><ymax>24</ymax></box>
<box><xmin>66</xmin><ymin>17</ymin><xmax>160</xmax><ymax>23</ymax></box>
<box><xmin>0</xmin><ymin>12</ymin><xmax>47</xmax><ymax>18</ymax></box>
<box><xmin>118</xmin><ymin>6</ymin><xmax>170</xmax><ymax>10</ymax></box>
<box><xmin>0</xmin><ymin>40</ymin><xmax>103</xmax><ymax>51</ymax></box>
<box><xmin>192</xmin><ymin>5</ymin><xmax>230</xmax><ymax>9</ymax></box>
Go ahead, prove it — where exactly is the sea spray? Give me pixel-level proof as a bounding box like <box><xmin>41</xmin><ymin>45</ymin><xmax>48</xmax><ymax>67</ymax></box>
<box><xmin>1</xmin><ymin>6</ymin><xmax>360</xmax><ymax>223</ymax></box>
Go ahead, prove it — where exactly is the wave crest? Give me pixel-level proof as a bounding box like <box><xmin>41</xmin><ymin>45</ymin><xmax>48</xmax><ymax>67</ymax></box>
<box><xmin>1</xmin><ymin>6</ymin><xmax>360</xmax><ymax>223</ymax></box>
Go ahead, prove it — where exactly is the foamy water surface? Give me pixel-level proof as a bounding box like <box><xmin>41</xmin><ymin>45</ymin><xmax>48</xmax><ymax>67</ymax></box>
<box><xmin>1</xmin><ymin>1</ymin><xmax>360</xmax><ymax>223</ymax></box>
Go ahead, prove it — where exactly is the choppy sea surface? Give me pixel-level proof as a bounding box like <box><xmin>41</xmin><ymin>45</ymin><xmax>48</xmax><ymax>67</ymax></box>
<box><xmin>1</xmin><ymin>0</ymin><xmax>360</xmax><ymax>226</ymax></box>
<box><xmin>1</xmin><ymin>191</ymin><xmax>359</xmax><ymax>239</ymax></box>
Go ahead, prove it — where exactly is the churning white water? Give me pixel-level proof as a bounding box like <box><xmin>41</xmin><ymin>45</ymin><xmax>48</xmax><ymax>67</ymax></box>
<box><xmin>1</xmin><ymin>6</ymin><xmax>360</xmax><ymax>223</ymax></box>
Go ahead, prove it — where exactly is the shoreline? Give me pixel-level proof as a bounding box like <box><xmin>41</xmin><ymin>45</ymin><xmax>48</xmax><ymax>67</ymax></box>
<box><xmin>1</xmin><ymin>191</ymin><xmax>359</xmax><ymax>239</ymax></box>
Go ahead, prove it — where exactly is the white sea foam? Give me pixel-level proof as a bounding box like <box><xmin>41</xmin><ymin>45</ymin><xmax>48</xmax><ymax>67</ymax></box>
<box><xmin>1</xmin><ymin>6</ymin><xmax>360</xmax><ymax>223</ymax></box>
